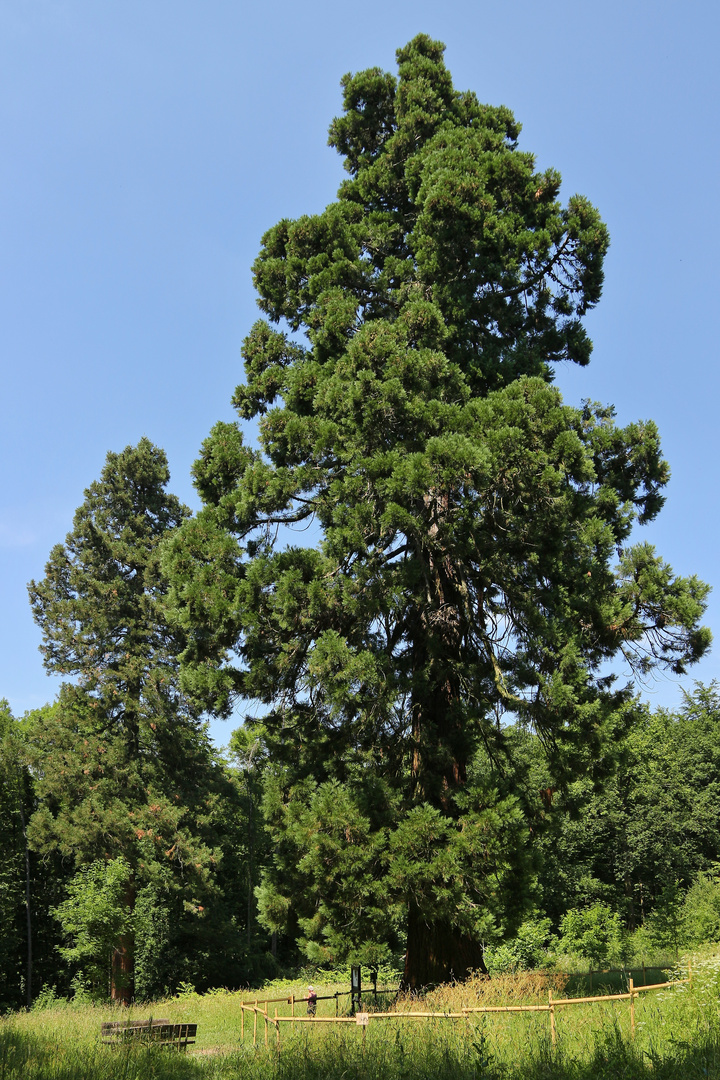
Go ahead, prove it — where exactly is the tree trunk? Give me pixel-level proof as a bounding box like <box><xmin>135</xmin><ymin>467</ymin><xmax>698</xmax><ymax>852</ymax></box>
<box><xmin>411</xmin><ymin>520</ymin><xmax>471</xmax><ymax>806</ymax></box>
<box><xmin>404</xmin><ymin>531</ymin><xmax>484</xmax><ymax>987</ymax></box>
<box><xmin>403</xmin><ymin>903</ymin><xmax>486</xmax><ymax>989</ymax></box>
<box><xmin>111</xmin><ymin>687</ymin><xmax>141</xmax><ymax>1004</ymax></box>
<box><xmin>110</xmin><ymin>941</ymin><xmax>134</xmax><ymax>1004</ymax></box>
<box><xmin>110</xmin><ymin>882</ymin><xmax>135</xmax><ymax>1004</ymax></box>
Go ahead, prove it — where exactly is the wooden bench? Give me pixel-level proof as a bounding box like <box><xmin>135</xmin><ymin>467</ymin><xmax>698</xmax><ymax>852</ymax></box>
<box><xmin>101</xmin><ymin>1019</ymin><xmax>197</xmax><ymax>1050</ymax></box>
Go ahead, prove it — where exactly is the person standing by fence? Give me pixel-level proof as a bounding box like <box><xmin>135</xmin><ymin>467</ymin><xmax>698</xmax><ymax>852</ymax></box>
<box><xmin>307</xmin><ymin>986</ymin><xmax>317</xmax><ymax>1016</ymax></box>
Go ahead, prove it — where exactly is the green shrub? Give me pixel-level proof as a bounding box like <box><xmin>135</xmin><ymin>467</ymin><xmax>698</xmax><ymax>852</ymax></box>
<box><xmin>641</xmin><ymin>879</ymin><xmax>686</xmax><ymax>956</ymax></box>
<box><xmin>485</xmin><ymin>918</ymin><xmax>554</xmax><ymax>974</ymax></box>
<box><xmin>682</xmin><ymin>872</ymin><xmax>720</xmax><ymax>946</ymax></box>
<box><xmin>558</xmin><ymin>904</ymin><xmax>624</xmax><ymax>967</ymax></box>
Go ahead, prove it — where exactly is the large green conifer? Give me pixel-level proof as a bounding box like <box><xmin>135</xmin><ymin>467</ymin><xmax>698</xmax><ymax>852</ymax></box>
<box><xmin>163</xmin><ymin>37</ymin><xmax>710</xmax><ymax>986</ymax></box>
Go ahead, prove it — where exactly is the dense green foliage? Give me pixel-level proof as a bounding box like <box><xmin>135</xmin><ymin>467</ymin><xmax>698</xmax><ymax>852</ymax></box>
<box><xmin>483</xmin><ymin>917</ymin><xmax>554</xmax><ymax>974</ymax></box>
<box><xmin>0</xmin><ymin>35</ymin><xmax>715</xmax><ymax>1008</ymax></box>
<box><xmin>0</xmin><ymin>701</ymin><xmax>69</xmax><ymax>1011</ymax></box>
<box><xmin>529</xmin><ymin>684</ymin><xmax>720</xmax><ymax>931</ymax></box>
<box><xmin>0</xmin><ymin>700</ymin><xmax>31</xmax><ymax>1008</ymax></box>
<box><xmin>162</xmin><ymin>35</ymin><xmax>710</xmax><ymax>986</ymax></box>
<box><xmin>557</xmin><ymin>904</ymin><xmax>624</xmax><ymax>967</ymax></box>
<box><xmin>53</xmin><ymin>857</ymin><xmax>134</xmax><ymax>997</ymax></box>
<box><xmin>25</xmin><ymin>441</ymin><xmax>253</xmax><ymax>1000</ymax></box>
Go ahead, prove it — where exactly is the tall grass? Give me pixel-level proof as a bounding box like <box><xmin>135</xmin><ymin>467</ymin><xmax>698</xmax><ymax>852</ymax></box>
<box><xmin>2</xmin><ymin>949</ymin><xmax>720</xmax><ymax>1079</ymax></box>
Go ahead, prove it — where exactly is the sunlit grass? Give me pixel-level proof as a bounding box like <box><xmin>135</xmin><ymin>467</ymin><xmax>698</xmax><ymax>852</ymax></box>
<box><xmin>1</xmin><ymin>948</ymin><xmax>719</xmax><ymax>1078</ymax></box>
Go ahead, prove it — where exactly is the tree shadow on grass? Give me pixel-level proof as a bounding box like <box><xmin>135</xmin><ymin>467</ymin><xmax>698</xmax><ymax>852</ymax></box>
<box><xmin>4</xmin><ymin>1020</ymin><xmax>720</xmax><ymax>1080</ymax></box>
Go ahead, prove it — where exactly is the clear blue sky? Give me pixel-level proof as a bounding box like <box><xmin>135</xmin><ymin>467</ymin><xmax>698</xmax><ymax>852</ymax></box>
<box><xmin>2</xmin><ymin>0</ymin><xmax>717</xmax><ymax>747</ymax></box>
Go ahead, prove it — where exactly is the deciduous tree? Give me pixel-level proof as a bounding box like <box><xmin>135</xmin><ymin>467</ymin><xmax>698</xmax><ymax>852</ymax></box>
<box><xmin>529</xmin><ymin>684</ymin><xmax>720</xmax><ymax>930</ymax></box>
<box><xmin>53</xmin><ymin>856</ymin><xmax>134</xmax><ymax>998</ymax></box>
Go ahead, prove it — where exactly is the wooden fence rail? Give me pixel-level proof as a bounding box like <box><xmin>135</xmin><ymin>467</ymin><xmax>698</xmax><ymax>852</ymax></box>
<box><xmin>239</xmin><ymin>988</ymin><xmax>396</xmax><ymax>1009</ymax></box>
<box><xmin>239</xmin><ymin>966</ymin><xmax>691</xmax><ymax>1050</ymax></box>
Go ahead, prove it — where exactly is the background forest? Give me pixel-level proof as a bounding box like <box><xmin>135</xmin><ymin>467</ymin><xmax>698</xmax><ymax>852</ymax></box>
<box><xmin>1</xmin><ymin>33</ymin><xmax>719</xmax><ymax>1010</ymax></box>
<box><xmin>4</xmin><ymin>674</ymin><xmax>720</xmax><ymax>1007</ymax></box>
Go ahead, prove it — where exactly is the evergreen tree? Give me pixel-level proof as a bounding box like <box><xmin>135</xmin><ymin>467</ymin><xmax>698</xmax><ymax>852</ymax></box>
<box><xmin>27</xmin><ymin>439</ymin><xmax>240</xmax><ymax>1000</ymax></box>
<box><xmin>163</xmin><ymin>37</ymin><xmax>710</xmax><ymax>986</ymax></box>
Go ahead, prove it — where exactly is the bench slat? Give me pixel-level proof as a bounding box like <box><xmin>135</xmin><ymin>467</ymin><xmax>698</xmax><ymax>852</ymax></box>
<box><xmin>101</xmin><ymin>1018</ymin><xmax>170</xmax><ymax>1032</ymax></box>
<box><xmin>101</xmin><ymin>1020</ymin><xmax>195</xmax><ymax>1049</ymax></box>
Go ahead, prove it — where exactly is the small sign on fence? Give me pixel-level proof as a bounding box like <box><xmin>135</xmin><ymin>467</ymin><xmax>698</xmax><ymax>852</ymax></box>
<box><xmin>351</xmin><ymin>965</ymin><xmax>362</xmax><ymax>1015</ymax></box>
<box><xmin>355</xmin><ymin>1012</ymin><xmax>370</xmax><ymax>1026</ymax></box>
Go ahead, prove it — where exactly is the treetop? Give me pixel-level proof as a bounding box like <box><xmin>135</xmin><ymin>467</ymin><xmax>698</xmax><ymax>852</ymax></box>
<box><xmin>243</xmin><ymin>33</ymin><xmax>608</xmax><ymax>410</ymax></box>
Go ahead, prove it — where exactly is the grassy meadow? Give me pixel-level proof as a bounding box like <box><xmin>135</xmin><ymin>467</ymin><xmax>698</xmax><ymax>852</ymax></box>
<box><xmin>2</xmin><ymin>951</ymin><xmax>720</xmax><ymax>1079</ymax></box>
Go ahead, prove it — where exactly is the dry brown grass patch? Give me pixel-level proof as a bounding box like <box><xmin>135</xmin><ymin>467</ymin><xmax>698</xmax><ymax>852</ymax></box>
<box><xmin>394</xmin><ymin>970</ymin><xmax>568</xmax><ymax>1012</ymax></box>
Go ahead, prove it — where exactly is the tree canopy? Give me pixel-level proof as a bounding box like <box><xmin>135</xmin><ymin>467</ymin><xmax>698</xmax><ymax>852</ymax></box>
<box><xmin>163</xmin><ymin>35</ymin><xmax>711</xmax><ymax>987</ymax></box>
<box><xmin>527</xmin><ymin>683</ymin><xmax>720</xmax><ymax>930</ymax></box>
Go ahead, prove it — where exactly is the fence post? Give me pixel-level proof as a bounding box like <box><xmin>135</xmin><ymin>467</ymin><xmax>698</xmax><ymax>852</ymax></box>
<box><xmin>548</xmin><ymin>989</ymin><xmax>556</xmax><ymax>1046</ymax></box>
<box><xmin>275</xmin><ymin>1008</ymin><xmax>280</xmax><ymax>1050</ymax></box>
<box><xmin>265</xmin><ymin>1005</ymin><xmax>269</xmax><ymax>1048</ymax></box>
<box><xmin>253</xmin><ymin>1004</ymin><xmax>258</xmax><ymax>1048</ymax></box>
<box><xmin>241</xmin><ymin>1004</ymin><xmax>244</xmax><ymax>1042</ymax></box>
<box><xmin>629</xmin><ymin>977</ymin><xmax>635</xmax><ymax>1038</ymax></box>
<box><xmin>642</xmin><ymin>959</ymin><xmax>646</xmax><ymax>987</ymax></box>
<box><xmin>335</xmin><ymin>991</ymin><xmax>339</xmax><ymax>1017</ymax></box>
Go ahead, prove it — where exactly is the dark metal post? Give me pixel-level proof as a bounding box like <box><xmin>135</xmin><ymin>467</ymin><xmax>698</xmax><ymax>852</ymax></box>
<box><xmin>351</xmin><ymin>965</ymin><xmax>361</xmax><ymax>1016</ymax></box>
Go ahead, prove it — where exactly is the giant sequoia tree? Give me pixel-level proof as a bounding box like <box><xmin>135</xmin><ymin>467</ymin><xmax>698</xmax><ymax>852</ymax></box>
<box><xmin>28</xmin><ymin>439</ymin><xmax>234</xmax><ymax>1001</ymax></box>
<box><xmin>163</xmin><ymin>36</ymin><xmax>710</xmax><ymax>986</ymax></box>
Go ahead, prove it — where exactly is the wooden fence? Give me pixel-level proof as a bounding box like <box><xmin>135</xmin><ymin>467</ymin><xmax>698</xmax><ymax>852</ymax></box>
<box><xmin>238</xmin><ymin>964</ymin><xmax>692</xmax><ymax>1050</ymax></box>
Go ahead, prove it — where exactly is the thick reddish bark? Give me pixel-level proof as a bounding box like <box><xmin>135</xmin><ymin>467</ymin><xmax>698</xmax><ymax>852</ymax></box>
<box><xmin>403</xmin><ymin>903</ymin><xmax>487</xmax><ymax>989</ymax></box>
<box><xmin>403</xmin><ymin>535</ymin><xmax>486</xmax><ymax>989</ymax></box>
<box><xmin>110</xmin><ymin>940</ymin><xmax>134</xmax><ymax>1004</ymax></box>
<box><xmin>110</xmin><ymin>882</ymin><xmax>135</xmax><ymax>1004</ymax></box>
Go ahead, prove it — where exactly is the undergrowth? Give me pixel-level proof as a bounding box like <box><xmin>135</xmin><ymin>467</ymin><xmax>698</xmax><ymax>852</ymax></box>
<box><xmin>0</xmin><ymin>948</ymin><xmax>718</xmax><ymax>1078</ymax></box>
